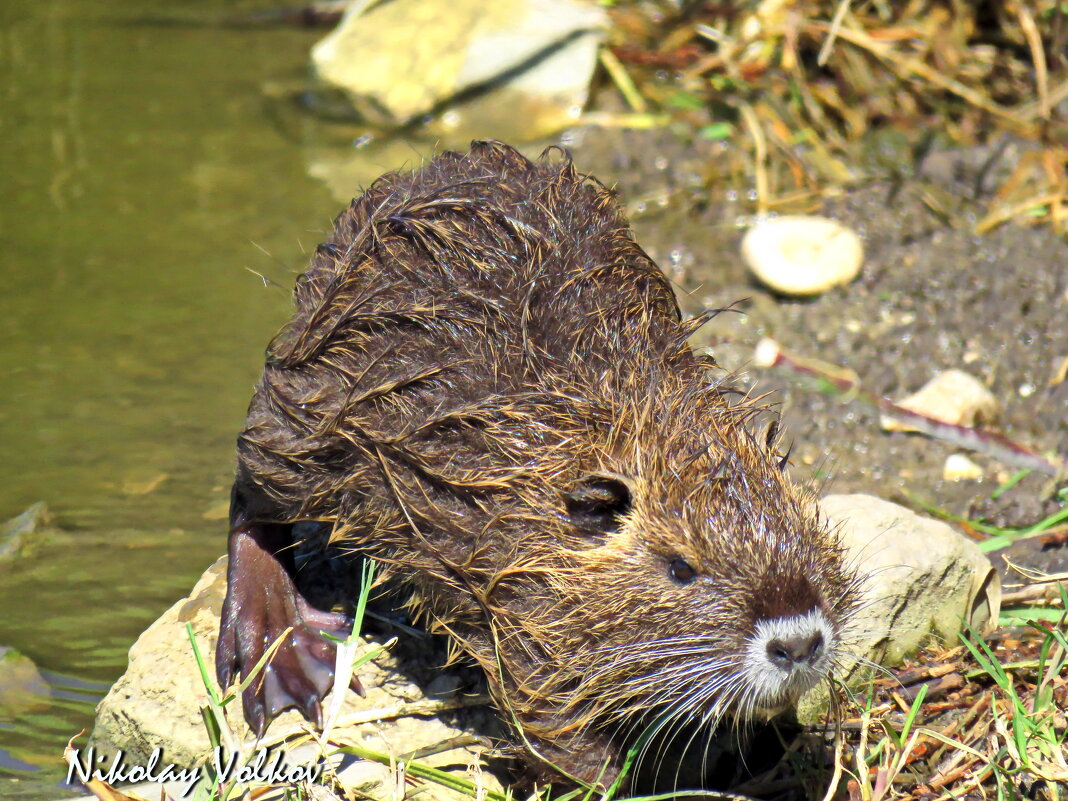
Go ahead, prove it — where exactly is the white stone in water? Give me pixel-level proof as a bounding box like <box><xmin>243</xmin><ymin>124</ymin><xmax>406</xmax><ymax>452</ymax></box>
<box><xmin>881</xmin><ymin>369</ymin><xmax>999</xmax><ymax>433</ymax></box>
<box><xmin>944</xmin><ymin>453</ymin><xmax>984</xmax><ymax>481</ymax></box>
<box><xmin>740</xmin><ymin>215</ymin><xmax>864</xmax><ymax>296</ymax></box>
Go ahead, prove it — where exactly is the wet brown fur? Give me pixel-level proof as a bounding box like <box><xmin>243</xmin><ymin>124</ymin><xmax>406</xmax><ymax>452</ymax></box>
<box><xmin>234</xmin><ymin>141</ymin><xmax>857</xmax><ymax>784</ymax></box>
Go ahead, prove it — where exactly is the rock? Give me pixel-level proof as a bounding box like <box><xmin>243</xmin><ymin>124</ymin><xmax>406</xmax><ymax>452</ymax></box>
<box><xmin>827</xmin><ymin>493</ymin><xmax>999</xmax><ymax>662</ymax></box>
<box><xmin>90</xmin><ymin>557</ymin><xmax>503</xmax><ymax>800</ymax></box>
<box><xmin>881</xmin><ymin>369</ymin><xmax>999</xmax><ymax>433</ymax></box>
<box><xmin>425</xmin><ymin>673</ymin><xmax>463</xmax><ymax>699</ymax></box>
<box><xmin>0</xmin><ymin>501</ymin><xmax>51</xmax><ymax>563</ymax></box>
<box><xmin>943</xmin><ymin>453</ymin><xmax>984</xmax><ymax>481</ymax></box>
<box><xmin>310</xmin><ymin>0</ymin><xmax>606</xmax><ymax>137</ymax></box>
<box><xmin>90</xmin><ymin>557</ymin><xmax>228</xmax><ymax>770</ymax></box>
<box><xmin>797</xmin><ymin>494</ymin><xmax>1000</xmax><ymax>721</ymax></box>
<box><xmin>0</xmin><ymin>646</ymin><xmax>51</xmax><ymax>716</ymax></box>
<box><xmin>740</xmin><ymin>215</ymin><xmax>864</xmax><ymax>296</ymax></box>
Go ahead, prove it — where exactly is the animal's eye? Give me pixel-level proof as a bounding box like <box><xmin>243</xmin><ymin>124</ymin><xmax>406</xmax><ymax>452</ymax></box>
<box><xmin>565</xmin><ymin>474</ymin><xmax>632</xmax><ymax>540</ymax></box>
<box><xmin>669</xmin><ymin>559</ymin><xmax>696</xmax><ymax>584</ymax></box>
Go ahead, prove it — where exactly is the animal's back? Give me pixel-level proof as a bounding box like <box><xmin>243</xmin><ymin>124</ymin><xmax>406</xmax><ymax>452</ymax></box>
<box><xmin>237</xmin><ymin>141</ymin><xmax>692</xmax><ymax>529</ymax></box>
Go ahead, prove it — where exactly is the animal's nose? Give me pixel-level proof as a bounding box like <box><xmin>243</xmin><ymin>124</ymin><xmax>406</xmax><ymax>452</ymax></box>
<box><xmin>766</xmin><ymin>632</ymin><xmax>824</xmax><ymax>670</ymax></box>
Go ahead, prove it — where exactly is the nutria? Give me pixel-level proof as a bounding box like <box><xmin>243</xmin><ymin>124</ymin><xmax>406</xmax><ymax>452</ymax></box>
<box><xmin>216</xmin><ymin>140</ymin><xmax>859</xmax><ymax>787</ymax></box>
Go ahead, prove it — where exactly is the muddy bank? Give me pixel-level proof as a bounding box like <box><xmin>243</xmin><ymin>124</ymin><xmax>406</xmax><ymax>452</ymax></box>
<box><xmin>568</xmin><ymin>127</ymin><xmax>1067</xmax><ymax>575</ymax></box>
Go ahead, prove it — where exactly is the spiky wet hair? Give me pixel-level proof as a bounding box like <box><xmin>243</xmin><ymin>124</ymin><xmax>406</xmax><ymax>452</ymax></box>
<box><xmin>235</xmin><ymin>140</ymin><xmax>857</xmax><ymax>784</ymax></box>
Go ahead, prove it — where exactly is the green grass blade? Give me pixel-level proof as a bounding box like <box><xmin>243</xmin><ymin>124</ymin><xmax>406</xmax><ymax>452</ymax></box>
<box><xmin>355</xmin><ymin>559</ymin><xmax>376</xmax><ymax>636</ymax></box>
<box><xmin>990</xmin><ymin>470</ymin><xmax>1030</xmax><ymax>500</ymax></box>
<box><xmin>1021</xmin><ymin>505</ymin><xmax>1068</xmax><ymax>535</ymax></box>
<box><xmin>186</xmin><ymin>622</ymin><xmax>222</xmax><ymax>706</ymax></box>
<box><xmin>900</xmin><ymin>683</ymin><xmax>928</xmax><ymax>742</ymax></box>
<box><xmin>337</xmin><ymin>743</ymin><xmax>512</xmax><ymax>801</ymax></box>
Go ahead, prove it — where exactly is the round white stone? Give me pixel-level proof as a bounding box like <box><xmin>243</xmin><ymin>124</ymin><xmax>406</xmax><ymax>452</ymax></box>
<box><xmin>741</xmin><ymin>215</ymin><xmax>864</xmax><ymax>296</ymax></box>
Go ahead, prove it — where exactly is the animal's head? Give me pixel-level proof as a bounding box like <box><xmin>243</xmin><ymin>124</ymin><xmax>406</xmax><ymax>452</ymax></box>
<box><xmin>521</xmin><ymin>375</ymin><xmax>860</xmax><ymax>736</ymax></box>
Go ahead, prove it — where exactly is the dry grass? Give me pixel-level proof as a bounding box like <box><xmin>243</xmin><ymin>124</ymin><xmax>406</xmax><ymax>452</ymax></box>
<box><xmin>599</xmin><ymin>0</ymin><xmax>1068</xmax><ymax>234</ymax></box>
<box><xmin>833</xmin><ymin>605</ymin><xmax>1068</xmax><ymax>801</ymax></box>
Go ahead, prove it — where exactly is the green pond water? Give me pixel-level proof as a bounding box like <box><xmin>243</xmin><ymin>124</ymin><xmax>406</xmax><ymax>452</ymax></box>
<box><xmin>0</xmin><ymin>2</ymin><xmax>440</xmax><ymax>797</ymax></box>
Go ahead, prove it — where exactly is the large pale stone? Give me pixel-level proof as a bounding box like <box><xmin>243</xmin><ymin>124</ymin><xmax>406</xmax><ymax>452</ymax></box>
<box><xmin>825</xmin><ymin>493</ymin><xmax>1000</xmax><ymax>662</ymax></box>
<box><xmin>797</xmin><ymin>494</ymin><xmax>999</xmax><ymax>721</ymax></box>
<box><xmin>310</xmin><ymin>0</ymin><xmax>606</xmax><ymax>134</ymax></box>
<box><xmin>89</xmin><ymin>557</ymin><xmax>501</xmax><ymax>800</ymax></box>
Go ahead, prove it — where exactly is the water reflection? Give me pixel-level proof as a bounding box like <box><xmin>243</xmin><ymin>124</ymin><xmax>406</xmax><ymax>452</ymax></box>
<box><xmin>0</xmin><ymin>0</ymin><xmax>572</xmax><ymax>793</ymax></box>
<box><xmin>0</xmin><ymin>1</ymin><xmax>368</xmax><ymax>796</ymax></box>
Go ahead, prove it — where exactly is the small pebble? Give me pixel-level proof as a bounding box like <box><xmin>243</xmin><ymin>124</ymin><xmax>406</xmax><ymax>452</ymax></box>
<box><xmin>881</xmin><ymin>369</ymin><xmax>999</xmax><ymax>433</ymax></box>
<box><xmin>752</xmin><ymin>337</ymin><xmax>781</xmax><ymax>367</ymax></box>
<box><xmin>943</xmin><ymin>454</ymin><xmax>983</xmax><ymax>481</ymax></box>
<box><xmin>1052</xmin><ymin>354</ymin><xmax>1068</xmax><ymax>386</ymax></box>
<box><xmin>741</xmin><ymin>215</ymin><xmax>864</xmax><ymax>296</ymax></box>
<box><xmin>425</xmin><ymin>673</ymin><xmax>462</xmax><ymax>698</ymax></box>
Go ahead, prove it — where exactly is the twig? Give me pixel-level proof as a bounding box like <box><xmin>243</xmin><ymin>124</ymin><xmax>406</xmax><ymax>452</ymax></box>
<box><xmin>889</xmin><ymin>662</ymin><xmax>961</xmax><ymax>686</ymax></box>
<box><xmin>740</xmin><ymin>103</ymin><xmax>769</xmax><ymax>215</ymax></box>
<box><xmin>925</xmin><ymin>692</ymin><xmax>991</xmax><ymax>778</ymax></box>
<box><xmin>754</xmin><ymin>338</ymin><xmax>1067</xmax><ymax>477</ymax></box>
<box><xmin>924</xmin><ymin>727</ymin><xmax>991</xmax><ymax>791</ymax></box>
<box><xmin>599</xmin><ymin>48</ymin><xmax>648</xmax><ymax>114</ymax></box>
<box><xmin>1010</xmin><ymin>0</ymin><xmax>1049</xmax><ymax>120</ymax></box>
<box><xmin>975</xmin><ymin>190</ymin><xmax>1068</xmax><ymax>234</ymax></box>
<box><xmin>756</xmin><ymin>339</ymin><xmax>1063</xmax><ymax>476</ymax></box>
<box><xmin>1016</xmin><ymin>78</ymin><xmax>1068</xmax><ymax>122</ymax></box>
<box><xmin>1001</xmin><ymin>582</ymin><xmax>1068</xmax><ymax>606</ymax></box>
<box><xmin>897</xmin><ymin>672</ymin><xmax>964</xmax><ymax>703</ymax></box>
<box><xmin>817</xmin><ymin>0</ymin><xmax>853</xmax><ymax>66</ymax></box>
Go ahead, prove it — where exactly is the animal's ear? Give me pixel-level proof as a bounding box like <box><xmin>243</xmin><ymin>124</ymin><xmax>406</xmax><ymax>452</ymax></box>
<box><xmin>565</xmin><ymin>474</ymin><xmax>633</xmax><ymax>539</ymax></box>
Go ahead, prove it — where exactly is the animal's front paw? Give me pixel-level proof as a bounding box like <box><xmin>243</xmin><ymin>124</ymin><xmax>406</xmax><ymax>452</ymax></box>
<box><xmin>216</xmin><ymin>522</ymin><xmax>359</xmax><ymax>736</ymax></box>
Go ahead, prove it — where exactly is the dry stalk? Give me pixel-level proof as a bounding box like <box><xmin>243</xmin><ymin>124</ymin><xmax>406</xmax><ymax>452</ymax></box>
<box><xmin>817</xmin><ymin>0</ymin><xmax>853</xmax><ymax>66</ymax></box>
<box><xmin>1009</xmin><ymin>0</ymin><xmax>1050</xmax><ymax>120</ymax></box>
<box><xmin>804</xmin><ymin>21</ymin><xmax>1028</xmax><ymax>129</ymax></box>
<box><xmin>976</xmin><ymin>191</ymin><xmax>1068</xmax><ymax>234</ymax></box>
<box><xmin>740</xmin><ymin>102</ymin><xmax>769</xmax><ymax>214</ymax></box>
